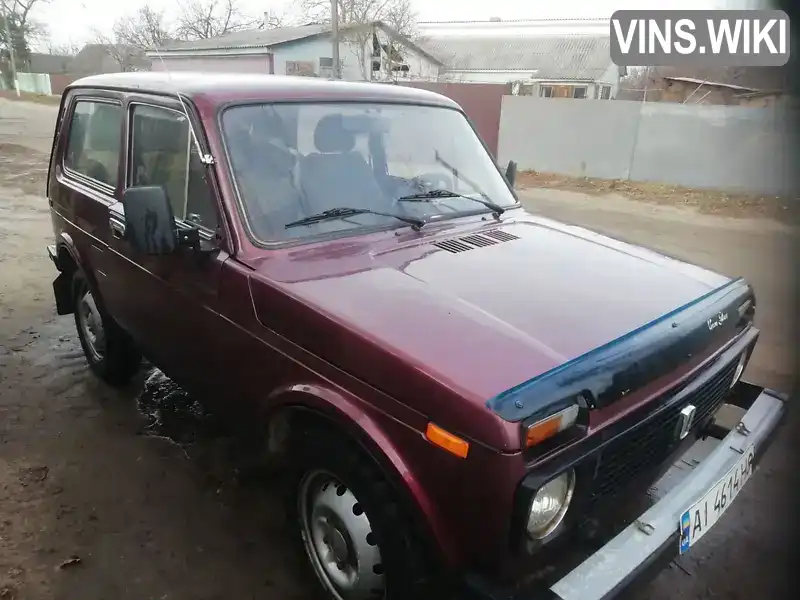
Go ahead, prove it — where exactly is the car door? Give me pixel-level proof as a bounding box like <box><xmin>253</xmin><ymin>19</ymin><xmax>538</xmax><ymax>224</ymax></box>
<box><xmin>103</xmin><ymin>98</ymin><xmax>229</xmax><ymax>396</ymax></box>
<box><xmin>53</xmin><ymin>93</ymin><xmax>126</xmax><ymax>313</ymax></box>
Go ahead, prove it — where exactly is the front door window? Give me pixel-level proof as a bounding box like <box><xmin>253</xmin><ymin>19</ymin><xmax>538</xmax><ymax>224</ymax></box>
<box><xmin>128</xmin><ymin>104</ymin><xmax>219</xmax><ymax>233</ymax></box>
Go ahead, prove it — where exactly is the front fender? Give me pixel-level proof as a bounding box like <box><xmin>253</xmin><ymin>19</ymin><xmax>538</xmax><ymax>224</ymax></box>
<box><xmin>264</xmin><ymin>383</ymin><xmax>459</xmax><ymax>568</ymax></box>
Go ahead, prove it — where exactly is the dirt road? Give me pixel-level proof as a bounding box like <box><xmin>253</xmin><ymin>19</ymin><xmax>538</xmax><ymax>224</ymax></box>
<box><xmin>0</xmin><ymin>98</ymin><xmax>795</xmax><ymax>600</ymax></box>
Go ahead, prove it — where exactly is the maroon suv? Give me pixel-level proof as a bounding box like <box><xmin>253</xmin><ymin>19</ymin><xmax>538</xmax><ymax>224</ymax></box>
<box><xmin>46</xmin><ymin>72</ymin><xmax>786</xmax><ymax>600</ymax></box>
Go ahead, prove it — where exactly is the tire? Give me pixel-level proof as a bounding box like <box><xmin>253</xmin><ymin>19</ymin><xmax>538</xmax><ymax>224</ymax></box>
<box><xmin>287</xmin><ymin>423</ymin><xmax>435</xmax><ymax>600</ymax></box>
<box><xmin>72</xmin><ymin>269</ymin><xmax>141</xmax><ymax>386</ymax></box>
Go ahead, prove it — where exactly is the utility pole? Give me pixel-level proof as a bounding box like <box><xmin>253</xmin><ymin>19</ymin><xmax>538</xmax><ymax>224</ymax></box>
<box><xmin>330</xmin><ymin>0</ymin><xmax>340</xmax><ymax>79</ymax></box>
<box><xmin>1</xmin><ymin>0</ymin><xmax>19</xmax><ymax>96</ymax></box>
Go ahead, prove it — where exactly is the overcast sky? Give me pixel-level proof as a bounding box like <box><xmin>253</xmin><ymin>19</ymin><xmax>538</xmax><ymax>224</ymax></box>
<box><xmin>36</xmin><ymin>0</ymin><xmax>762</xmax><ymax>49</ymax></box>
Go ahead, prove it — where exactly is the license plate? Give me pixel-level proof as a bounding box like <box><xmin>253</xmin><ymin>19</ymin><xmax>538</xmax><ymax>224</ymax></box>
<box><xmin>679</xmin><ymin>444</ymin><xmax>755</xmax><ymax>554</ymax></box>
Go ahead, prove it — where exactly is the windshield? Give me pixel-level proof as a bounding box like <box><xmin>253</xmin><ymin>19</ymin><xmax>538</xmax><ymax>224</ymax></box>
<box><xmin>220</xmin><ymin>102</ymin><xmax>518</xmax><ymax>243</ymax></box>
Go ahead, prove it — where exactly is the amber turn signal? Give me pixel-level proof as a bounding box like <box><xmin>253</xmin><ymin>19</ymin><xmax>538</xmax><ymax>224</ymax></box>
<box><xmin>525</xmin><ymin>405</ymin><xmax>580</xmax><ymax>448</ymax></box>
<box><xmin>425</xmin><ymin>422</ymin><xmax>470</xmax><ymax>459</ymax></box>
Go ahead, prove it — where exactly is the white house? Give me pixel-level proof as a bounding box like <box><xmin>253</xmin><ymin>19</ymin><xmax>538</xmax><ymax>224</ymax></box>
<box><xmin>146</xmin><ymin>21</ymin><xmax>444</xmax><ymax>83</ymax></box>
<box><xmin>417</xmin><ymin>18</ymin><xmax>626</xmax><ymax>99</ymax></box>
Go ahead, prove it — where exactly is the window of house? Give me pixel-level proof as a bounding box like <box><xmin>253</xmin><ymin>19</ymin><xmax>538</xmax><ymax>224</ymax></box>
<box><xmin>539</xmin><ymin>85</ymin><xmax>553</xmax><ymax>98</ymax></box>
<box><xmin>600</xmin><ymin>85</ymin><xmax>611</xmax><ymax>100</ymax></box>
<box><xmin>372</xmin><ymin>32</ymin><xmax>381</xmax><ymax>58</ymax></box>
<box><xmin>286</xmin><ymin>60</ymin><xmax>315</xmax><ymax>76</ymax></box>
<box><xmin>64</xmin><ymin>99</ymin><xmax>123</xmax><ymax>189</ymax></box>
<box><xmin>319</xmin><ymin>56</ymin><xmax>333</xmax><ymax>78</ymax></box>
<box><xmin>128</xmin><ymin>104</ymin><xmax>218</xmax><ymax>231</ymax></box>
<box><xmin>572</xmin><ymin>86</ymin><xmax>588</xmax><ymax>99</ymax></box>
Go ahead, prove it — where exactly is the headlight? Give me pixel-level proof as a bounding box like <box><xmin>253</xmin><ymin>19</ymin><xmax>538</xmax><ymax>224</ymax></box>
<box><xmin>526</xmin><ymin>470</ymin><xmax>575</xmax><ymax>539</ymax></box>
<box><xmin>730</xmin><ymin>351</ymin><xmax>748</xmax><ymax>388</ymax></box>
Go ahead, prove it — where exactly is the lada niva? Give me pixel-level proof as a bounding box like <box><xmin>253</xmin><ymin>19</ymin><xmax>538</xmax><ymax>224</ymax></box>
<box><xmin>45</xmin><ymin>72</ymin><xmax>786</xmax><ymax>600</ymax></box>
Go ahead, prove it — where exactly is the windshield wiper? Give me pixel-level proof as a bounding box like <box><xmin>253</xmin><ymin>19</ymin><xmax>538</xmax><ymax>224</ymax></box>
<box><xmin>396</xmin><ymin>189</ymin><xmax>505</xmax><ymax>217</ymax></box>
<box><xmin>285</xmin><ymin>207</ymin><xmax>425</xmax><ymax>230</ymax></box>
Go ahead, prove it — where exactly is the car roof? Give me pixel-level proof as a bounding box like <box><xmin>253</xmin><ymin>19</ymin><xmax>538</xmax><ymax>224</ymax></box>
<box><xmin>67</xmin><ymin>72</ymin><xmax>461</xmax><ymax>110</ymax></box>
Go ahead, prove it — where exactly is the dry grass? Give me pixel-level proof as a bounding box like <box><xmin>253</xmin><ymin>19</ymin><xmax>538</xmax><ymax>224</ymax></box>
<box><xmin>517</xmin><ymin>171</ymin><xmax>798</xmax><ymax>222</ymax></box>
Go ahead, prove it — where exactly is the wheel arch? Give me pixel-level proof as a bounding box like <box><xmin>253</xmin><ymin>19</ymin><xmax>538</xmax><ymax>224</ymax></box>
<box><xmin>263</xmin><ymin>385</ymin><xmax>457</xmax><ymax>570</ymax></box>
<box><xmin>55</xmin><ymin>231</ymin><xmax>80</xmax><ymax>272</ymax></box>
<box><xmin>55</xmin><ymin>232</ymin><xmax>110</xmax><ymax>313</ymax></box>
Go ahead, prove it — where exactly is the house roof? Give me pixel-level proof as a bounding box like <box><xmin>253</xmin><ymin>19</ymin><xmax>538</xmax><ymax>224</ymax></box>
<box><xmin>27</xmin><ymin>52</ymin><xmax>73</xmax><ymax>74</ymax></box>
<box><xmin>156</xmin><ymin>23</ymin><xmax>331</xmax><ymax>52</ymax></box>
<box><xmin>662</xmin><ymin>76</ymin><xmax>757</xmax><ymax>92</ymax></box>
<box><xmin>418</xmin><ymin>34</ymin><xmax>613</xmax><ymax>79</ymax></box>
<box><xmin>151</xmin><ymin>21</ymin><xmax>443</xmax><ymax>65</ymax></box>
<box><xmin>655</xmin><ymin>66</ymin><xmax>789</xmax><ymax>92</ymax></box>
<box><xmin>71</xmin><ymin>44</ymin><xmax>151</xmax><ymax>74</ymax></box>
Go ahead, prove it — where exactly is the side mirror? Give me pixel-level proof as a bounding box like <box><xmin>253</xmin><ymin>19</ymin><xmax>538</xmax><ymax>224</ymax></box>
<box><xmin>505</xmin><ymin>160</ymin><xmax>517</xmax><ymax>188</ymax></box>
<box><xmin>122</xmin><ymin>186</ymin><xmax>179</xmax><ymax>256</ymax></box>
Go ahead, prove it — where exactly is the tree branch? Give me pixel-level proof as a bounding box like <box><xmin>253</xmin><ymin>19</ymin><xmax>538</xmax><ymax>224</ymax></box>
<box><xmin>175</xmin><ymin>0</ymin><xmax>262</xmax><ymax>40</ymax></box>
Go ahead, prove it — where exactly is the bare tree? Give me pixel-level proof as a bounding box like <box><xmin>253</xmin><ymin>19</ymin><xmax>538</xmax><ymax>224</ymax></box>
<box><xmin>616</xmin><ymin>66</ymin><xmax>661</xmax><ymax>101</ymax></box>
<box><xmin>88</xmin><ymin>30</ymin><xmax>149</xmax><ymax>72</ymax></box>
<box><xmin>301</xmin><ymin>0</ymin><xmax>415</xmax><ymax>34</ymax></box>
<box><xmin>380</xmin><ymin>0</ymin><xmax>415</xmax><ymax>37</ymax></box>
<box><xmin>112</xmin><ymin>5</ymin><xmax>174</xmax><ymax>50</ymax></box>
<box><xmin>1</xmin><ymin>0</ymin><xmax>49</xmax><ymax>66</ymax></box>
<box><xmin>1</xmin><ymin>0</ymin><xmax>47</xmax><ymax>38</ymax></box>
<box><xmin>47</xmin><ymin>41</ymin><xmax>82</xmax><ymax>56</ymax></box>
<box><xmin>83</xmin><ymin>6</ymin><xmax>171</xmax><ymax>73</ymax></box>
<box><xmin>299</xmin><ymin>0</ymin><xmax>417</xmax><ymax>81</ymax></box>
<box><xmin>175</xmin><ymin>0</ymin><xmax>262</xmax><ymax>40</ymax></box>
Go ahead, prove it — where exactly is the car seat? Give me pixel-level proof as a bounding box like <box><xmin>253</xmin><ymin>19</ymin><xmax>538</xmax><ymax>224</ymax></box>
<box><xmin>300</xmin><ymin>114</ymin><xmax>386</xmax><ymax>214</ymax></box>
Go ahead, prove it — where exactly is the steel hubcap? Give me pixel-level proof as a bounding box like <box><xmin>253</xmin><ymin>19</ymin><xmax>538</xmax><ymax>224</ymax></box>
<box><xmin>78</xmin><ymin>290</ymin><xmax>105</xmax><ymax>361</ymax></box>
<box><xmin>299</xmin><ymin>470</ymin><xmax>385</xmax><ymax>600</ymax></box>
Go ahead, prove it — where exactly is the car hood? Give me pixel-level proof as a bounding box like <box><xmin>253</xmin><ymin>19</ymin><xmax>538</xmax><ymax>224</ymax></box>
<box><xmin>246</xmin><ymin>212</ymin><xmax>734</xmax><ymax>448</ymax></box>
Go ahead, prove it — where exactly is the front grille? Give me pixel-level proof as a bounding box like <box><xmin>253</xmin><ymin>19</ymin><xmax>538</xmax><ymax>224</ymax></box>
<box><xmin>588</xmin><ymin>358</ymin><xmax>739</xmax><ymax>502</ymax></box>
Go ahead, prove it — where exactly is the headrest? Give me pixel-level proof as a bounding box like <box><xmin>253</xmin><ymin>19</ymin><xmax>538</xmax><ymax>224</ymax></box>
<box><xmin>133</xmin><ymin>114</ymin><xmax>186</xmax><ymax>154</ymax></box>
<box><xmin>313</xmin><ymin>114</ymin><xmax>355</xmax><ymax>154</ymax></box>
<box><xmin>86</xmin><ymin>106</ymin><xmax>122</xmax><ymax>152</ymax></box>
<box><xmin>231</xmin><ymin>134</ymin><xmax>258</xmax><ymax>168</ymax></box>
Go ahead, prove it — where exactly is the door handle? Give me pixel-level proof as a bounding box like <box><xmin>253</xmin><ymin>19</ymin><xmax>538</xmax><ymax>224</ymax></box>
<box><xmin>109</xmin><ymin>218</ymin><xmax>126</xmax><ymax>239</ymax></box>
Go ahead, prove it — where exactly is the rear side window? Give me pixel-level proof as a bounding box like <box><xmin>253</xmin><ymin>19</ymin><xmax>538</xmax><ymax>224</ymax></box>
<box><xmin>64</xmin><ymin>99</ymin><xmax>123</xmax><ymax>189</ymax></box>
<box><xmin>128</xmin><ymin>104</ymin><xmax>218</xmax><ymax>231</ymax></box>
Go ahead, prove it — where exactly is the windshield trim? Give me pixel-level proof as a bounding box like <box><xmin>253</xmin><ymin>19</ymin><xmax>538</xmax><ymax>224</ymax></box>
<box><xmin>216</xmin><ymin>98</ymin><xmax>521</xmax><ymax>250</ymax></box>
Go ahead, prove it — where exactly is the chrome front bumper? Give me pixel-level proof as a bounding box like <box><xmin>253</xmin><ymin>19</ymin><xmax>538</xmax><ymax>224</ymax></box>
<box><xmin>548</xmin><ymin>384</ymin><xmax>786</xmax><ymax>600</ymax></box>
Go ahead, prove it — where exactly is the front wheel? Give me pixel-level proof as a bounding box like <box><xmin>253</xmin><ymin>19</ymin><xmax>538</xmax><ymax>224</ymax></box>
<box><xmin>289</xmin><ymin>427</ymin><xmax>434</xmax><ymax>600</ymax></box>
<box><xmin>72</xmin><ymin>269</ymin><xmax>141</xmax><ymax>386</ymax></box>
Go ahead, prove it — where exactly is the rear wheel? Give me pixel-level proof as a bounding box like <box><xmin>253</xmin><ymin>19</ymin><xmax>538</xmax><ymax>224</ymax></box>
<box><xmin>288</xmin><ymin>425</ymin><xmax>434</xmax><ymax>600</ymax></box>
<box><xmin>72</xmin><ymin>269</ymin><xmax>141</xmax><ymax>386</ymax></box>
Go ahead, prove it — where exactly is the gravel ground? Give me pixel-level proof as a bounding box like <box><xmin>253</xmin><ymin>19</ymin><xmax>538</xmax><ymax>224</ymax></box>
<box><xmin>0</xmin><ymin>97</ymin><xmax>796</xmax><ymax>600</ymax></box>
